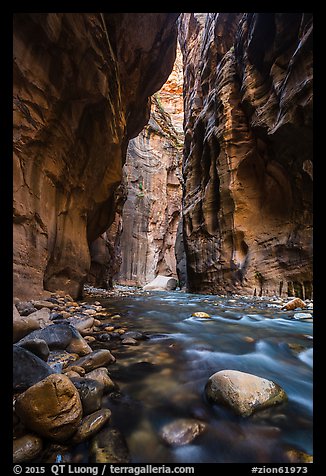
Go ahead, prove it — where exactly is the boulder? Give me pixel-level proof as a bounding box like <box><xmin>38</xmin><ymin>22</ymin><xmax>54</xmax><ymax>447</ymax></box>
<box><xmin>282</xmin><ymin>298</ymin><xmax>306</xmax><ymax>311</ymax></box>
<box><xmin>143</xmin><ymin>275</ymin><xmax>178</xmax><ymax>291</ymax></box>
<box><xmin>205</xmin><ymin>370</ymin><xmax>287</xmax><ymax>416</ymax></box>
<box><xmin>18</xmin><ymin>338</ymin><xmax>50</xmax><ymax>361</ymax></box>
<box><xmin>32</xmin><ymin>300</ymin><xmax>57</xmax><ymax>310</ymax></box>
<box><xmin>13</xmin><ymin>345</ymin><xmax>54</xmax><ymax>391</ymax></box>
<box><xmin>70</xmin><ymin>409</ymin><xmax>111</xmax><ymax>444</ymax></box>
<box><xmin>17</xmin><ymin>324</ymin><xmax>92</xmax><ymax>356</ymax></box>
<box><xmin>15</xmin><ymin>374</ymin><xmax>83</xmax><ymax>441</ymax></box>
<box><xmin>159</xmin><ymin>419</ymin><xmax>206</xmax><ymax>446</ymax></box>
<box><xmin>89</xmin><ymin>427</ymin><xmax>130</xmax><ymax>463</ymax></box>
<box><xmin>84</xmin><ymin>368</ymin><xmax>116</xmax><ymax>393</ymax></box>
<box><xmin>13</xmin><ymin>306</ymin><xmax>52</xmax><ymax>342</ymax></box>
<box><xmin>13</xmin><ymin>434</ymin><xmax>43</xmax><ymax>463</ymax></box>
<box><xmin>67</xmin><ymin>316</ymin><xmax>95</xmax><ymax>332</ymax></box>
<box><xmin>71</xmin><ymin>377</ymin><xmax>104</xmax><ymax>415</ymax></box>
<box><xmin>15</xmin><ymin>301</ymin><xmax>38</xmax><ymax>316</ymax></box>
<box><xmin>73</xmin><ymin>349</ymin><xmax>116</xmax><ymax>372</ymax></box>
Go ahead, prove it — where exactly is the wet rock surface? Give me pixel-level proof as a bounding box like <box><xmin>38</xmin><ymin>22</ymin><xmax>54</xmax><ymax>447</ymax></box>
<box><xmin>13</xmin><ymin>345</ymin><xmax>54</xmax><ymax>391</ymax></box>
<box><xmin>70</xmin><ymin>377</ymin><xmax>104</xmax><ymax>416</ymax></box>
<box><xmin>89</xmin><ymin>427</ymin><xmax>130</xmax><ymax>463</ymax></box>
<box><xmin>205</xmin><ymin>370</ymin><xmax>287</xmax><ymax>417</ymax></box>
<box><xmin>70</xmin><ymin>409</ymin><xmax>111</xmax><ymax>445</ymax></box>
<box><xmin>13</xmin><ymin>434</ymin><xmax>43</xmax><ymax>463</ymax></box>
<box><xmin>15</xmin><ymin>374</ymin><xmax>83</xmax><ymax>441</ymax></box>
<box><xmin>159</xmin><ymin>419</ymin><xmax>206</xmax><ymax>446</ymax></box>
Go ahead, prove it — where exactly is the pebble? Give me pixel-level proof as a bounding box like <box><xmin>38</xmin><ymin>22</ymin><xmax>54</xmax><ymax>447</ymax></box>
<box><xmin>243</xmin><ymin>336</ymin><xmax>255</xmax><ymax>343</ymax></box>
<box><xmin>83</xmin><ymin>309</ymin><xmax>97</xmax><ymax>316</ymax></box>
<box><xmin>84</xmin><ymin>336</ymin><xmax>96</xmax><ymax>342</ymax></box>
<box><xmin>105</xmin><ymin>326</ymin><xmax>115</xmax><ymax>332</ymax></box>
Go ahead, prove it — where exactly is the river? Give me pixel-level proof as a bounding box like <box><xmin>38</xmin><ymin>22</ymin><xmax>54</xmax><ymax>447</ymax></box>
<box><xmin>75</xmin><ymin>289</ymin><xmax>313</xmax><ymax>463</ymax></box>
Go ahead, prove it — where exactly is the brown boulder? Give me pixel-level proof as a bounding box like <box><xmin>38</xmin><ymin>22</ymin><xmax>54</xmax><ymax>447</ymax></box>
<box><xmin>15</xmin><ymin>374</ymin><xmax>83</xmax><ymax>441</ymax></box>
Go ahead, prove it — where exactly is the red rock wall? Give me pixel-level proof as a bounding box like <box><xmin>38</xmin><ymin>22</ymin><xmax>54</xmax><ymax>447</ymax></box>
<box><xmin>117</xmin><ymin>53</ymin><xmax>184</xmax><ymax>286</ymax></box>
<box><xmin>179</xmin><ymin>13</ymin><xmax>313</xmax><ymax>297</ymax></box>
<box><xmin>13</xmin><ymin>13</ymin><xmax>179</xmax><ymax>299</ymax></box>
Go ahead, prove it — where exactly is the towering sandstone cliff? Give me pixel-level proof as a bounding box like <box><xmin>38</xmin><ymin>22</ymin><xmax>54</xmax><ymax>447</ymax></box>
<box><xmin>13</xmin><ymin>13</ymin><xmax>179</xmax><ymax>299</ymax></box>
<box><xmin>179</xmin><ymin>13</ymin><xmax>313</xmax><ymax>298</ymax></box>
<box><xmin>117</xmin><ymin>48</ymin><xmax>184</xmax><ymax>287</ymax></box>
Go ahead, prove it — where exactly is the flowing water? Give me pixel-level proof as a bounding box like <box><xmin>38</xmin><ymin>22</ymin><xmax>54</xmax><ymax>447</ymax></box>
<box><xmin>80</xmin><ymin>290</ymin><xmax>313</xmax><ymax>463</ymax></box>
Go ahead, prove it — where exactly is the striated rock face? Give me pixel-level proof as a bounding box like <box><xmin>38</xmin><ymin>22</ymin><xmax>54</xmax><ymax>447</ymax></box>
<box><xmin>117</xmin><ymin>51</ymin><xmax>184</xmax><ymax>287</ymax></box>
<box><xmin>13</xmin><ymin>13</ymin><xmax>179</xmax><ymax>299</ymax></box>
<box><xmin>179</xmin><ymin>13</ymin><xmax>313</xmax><ymax>297</ymax></box>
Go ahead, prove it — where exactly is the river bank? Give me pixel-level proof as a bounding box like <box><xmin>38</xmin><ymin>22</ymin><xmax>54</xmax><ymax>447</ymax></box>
<box><xmin>13</xmin><ymin>286</ymin><xmax>313</xmax><ymax>463</ymax></box>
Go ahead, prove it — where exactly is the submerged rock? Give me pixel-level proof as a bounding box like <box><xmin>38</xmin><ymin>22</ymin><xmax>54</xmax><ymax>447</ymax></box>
<box><xmin>71</xmin><ymin>409</ymin><xmax>111</xmax><ymax>444</ymax></box>
<box><xmin>17</xmin><ymin>324</ymin><xmax>92</xmax><ymax>356</ymax></box>
<box><xmin>205</xmin><ymin>370</ymin><xmax>287</xmax><ymax>417</ymax></box>
<box><xmin>159</xmin><ymin>419</ymin><xmax>206</xmax><ymax>446</ymax></box>
<box><xmin>13</xmin><ymin>345</ymin><xmax>54</xmax><ymax>391</ymax></box>
<box><xmin>84</xmin><ymin>368</ymin><xmax>116</xmax><ymax>393</ymax></box>
<box><xmin>285</xmin><ymin>449</ymin><xmax>313</xmax><ymax>463</ymax></box>
<box><xmin>15</xmin><ymin>374</ymin><xmax>83</xmax><ymax>441</ymax></box>
<box><xmin>293</xmin><ymin>313</ymin><xmax>312</xmax><ymax>320</ymax></box>
<box><xmin>121</xmin><ymin>337</ymin><xmax>138</xmax><ymax>345</ymax></box>
<box><xmin>89</xmin><ymin>427</ymin><xmax>130</xmax><ymax>463</ymax></box>
<box><xmin>13</xmin><ymin>434</ymin><xmax>43</xmax><ymax>463</ymax></box>
<box><xmin>143</xmin><ymin>275</ymin><xmax>178</xmax><ymax>291</ymax></box>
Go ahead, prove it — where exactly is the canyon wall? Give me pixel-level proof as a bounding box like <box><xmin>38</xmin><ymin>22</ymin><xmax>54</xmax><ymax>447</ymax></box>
<box><xmin>117</xmin><ymin>50</ymin><xmax>184</xmax><ymax>287</ymax></box>
<box><xmin>13</xmin><ymin>13</ymin><xmax>179</xmax><ymax>299</ymax></box>
<box><xmin>179</xmin><ymin>13</ymin><xmax>313</xmax><ymax>298</ymax></box>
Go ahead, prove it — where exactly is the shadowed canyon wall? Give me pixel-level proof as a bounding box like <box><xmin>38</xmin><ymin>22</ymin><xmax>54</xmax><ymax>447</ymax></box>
<box><xmin>13</xmin><ymin>13</ymin><xmax>179</xmax><ymax>299</ymax></box>
<box><xmin>179</xmin><ymin>13</ymin><xmax>313</xmax><ymax>298</ymax></box>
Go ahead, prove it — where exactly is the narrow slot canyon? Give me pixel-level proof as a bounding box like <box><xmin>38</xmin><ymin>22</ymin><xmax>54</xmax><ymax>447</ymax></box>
<box><xmin>13</xmin><ymin>13</ymin><xmax>313</xmax><ymax>465</ymax></box>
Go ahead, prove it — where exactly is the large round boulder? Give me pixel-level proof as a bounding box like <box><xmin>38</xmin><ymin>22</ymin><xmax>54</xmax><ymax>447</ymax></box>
<box><xmin>205</xmin><ymin>370</ymin><xmax>287</xmax><ymax>417</ymax></box>
<box><xmin>15</xmin><ymin>374</ymin><xmax>83</xmax><ymax>441</ymax></box>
